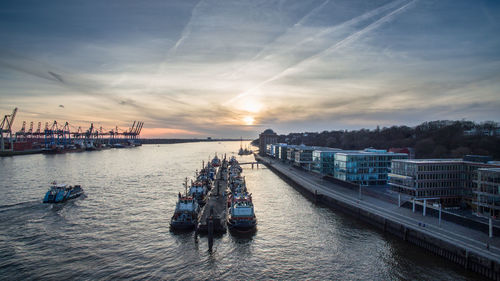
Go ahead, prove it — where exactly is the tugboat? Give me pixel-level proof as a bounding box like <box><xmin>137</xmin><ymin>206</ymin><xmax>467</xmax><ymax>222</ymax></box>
<box><xmin>227</xmin><ymin>193</ymin><xmax>257</xmax><ymax>232</ymax></box>
<box><xmin>211</xmin><ymin>154</ymin><xmax>221</xmax><ymax>167</ymax></box>
<box><xmin>189</xmin><ymin>180</ymin><xmax>207</xmax><ymax>206</ymax></box>
<box><xmin>170</xmin><ymin>179</ymin><xmax>200</xmax><ymax>231</ymax></box>
<box><xmin>43</xmin><ymin>182</ymin><xmax>84</xmax><ymax>203</ymax></box>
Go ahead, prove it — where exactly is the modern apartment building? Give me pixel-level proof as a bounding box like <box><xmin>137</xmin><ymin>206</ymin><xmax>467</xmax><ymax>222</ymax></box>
<box><xmin>473</xmin><ymin>168</ymin><xmax>500</xmax><ymax>218</ymax></box>
<box><xmin>334</xmin><ymin>149</ymin><xmax>408</xmax><ymax>186</ymax></box>
<box><xmin>312</xmin><ymin>149</ymin><xmax>342</xmax><ymax>175</ymax></box>
<box><xmin>389</xmin><ymin>158</ymin><xmax>500</xmax><ymax>206</ymax></box>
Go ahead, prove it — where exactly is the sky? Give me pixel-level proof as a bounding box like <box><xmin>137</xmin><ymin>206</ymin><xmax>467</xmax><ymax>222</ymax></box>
<box><xmin>0</xmin><ymin>0</ymin><xmax>499</xmax><ymax>138</ymax></box>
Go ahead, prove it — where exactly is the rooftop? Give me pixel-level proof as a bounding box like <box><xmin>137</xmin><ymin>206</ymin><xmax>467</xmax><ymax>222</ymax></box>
<box><xmin>392</xmin><ymin>158</ymin><xmax>463</xmax><ymax>164</ymax></box>
<box><xmin>478</xmin><ymin>168</ymin><xmax>500</xmax><ymax>172</ymax></box>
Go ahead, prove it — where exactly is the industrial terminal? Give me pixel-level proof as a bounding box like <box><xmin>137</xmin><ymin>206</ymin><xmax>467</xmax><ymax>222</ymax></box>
<box><xmin>0</xmin><ymin>108</ymin><xmax>143</xmax><ymax>156</ymax></box>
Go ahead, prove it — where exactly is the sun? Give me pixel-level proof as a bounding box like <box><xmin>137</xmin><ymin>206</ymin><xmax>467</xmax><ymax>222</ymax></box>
<box><xmin>243</xmin><ymin>116</ymin><xmax>255</xmax><ymax>126</ymax></box>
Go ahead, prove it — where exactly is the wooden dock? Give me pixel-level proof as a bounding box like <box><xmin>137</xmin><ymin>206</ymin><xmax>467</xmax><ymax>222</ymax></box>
<box><xmin>197</xmin><ymin>161</ymin><xmax>228</xmax><ymax>234</ymax></box>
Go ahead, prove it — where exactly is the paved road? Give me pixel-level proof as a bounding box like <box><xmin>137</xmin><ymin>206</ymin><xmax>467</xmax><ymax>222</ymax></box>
<box><xmin>258</xmin><ymin>156</ymin><xmax>500</xmax><ymax>262</ymax></box>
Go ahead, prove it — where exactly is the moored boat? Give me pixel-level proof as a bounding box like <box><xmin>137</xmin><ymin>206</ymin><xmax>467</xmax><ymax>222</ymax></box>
<box><xmin>227</xmin><ymin>193</ymin><xmax>256</xmax><ymax>232</ymax></box>
<box><xmin>170</xmin><ymin>180</ymin><xmax>200</xmax><ymax>231</ymax></box>
<box><xmin>43</xmin><ymin>182</ymin><xmax>84</xmax><ymax>203</ymax></box>
<box><xmin>189</xmin><ymin>180</ymin><xmax>207</xmax><ymax>206</ymax></box>
<box><xmin>211</xmin><ymin>154</ymin><xmax>221</xmax><ymax>167</ymax></box>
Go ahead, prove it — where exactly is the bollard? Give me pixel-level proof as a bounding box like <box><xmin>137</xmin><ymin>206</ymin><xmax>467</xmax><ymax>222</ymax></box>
<box><xmin>208</xmin><ymin>218</ymin><xmax>214</xmax><ymax>251</ymax></box>
<box><xmin>194</xmin><ymin>224</ymin><xmax>199</xmax><ymax>243</ymax></box>
<box><xmin>208</xmin><ymin>207</ymin><xmax>214</xmax><ymax>252</ymax></box>
<box><xmin>489</xmin><ymin>217</ymin><xmax>493</xmax><ymax>238</ymax></box>
<box><xmin>439</xmin><ymin>204</ymin><xmax>442</xmax><ymax>226</ymax></box>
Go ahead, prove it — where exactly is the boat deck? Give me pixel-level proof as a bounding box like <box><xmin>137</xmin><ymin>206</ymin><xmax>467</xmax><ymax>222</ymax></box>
<box><xmin>197</xmin><ymin>163</ymin><xmax>228</xmax><ymax>233</ymax></box>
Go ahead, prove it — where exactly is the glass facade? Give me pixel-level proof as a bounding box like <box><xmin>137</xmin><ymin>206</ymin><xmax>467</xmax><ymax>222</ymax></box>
<box><xmin>334</xmin><ymin>150</ymin><xmax>408</xmax><ymax>186</ymax></box>
<box><xmin>473</xmin><ymin>168</ymin><xmax>500</xmax><ymax>218</ymax></box>
<box><xmin>312</xmin><ymin>150</ymin><xmax>339</xmax><ymax>175</ymax></box>
<box><xmin>389</xmin><ymin>160</ymin><xmax>500</xmax><ymax>207</ymax></box>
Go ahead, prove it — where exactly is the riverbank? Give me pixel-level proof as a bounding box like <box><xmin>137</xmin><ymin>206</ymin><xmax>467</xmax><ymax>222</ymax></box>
<box><xmin>255</xmin><ymin>154</ymin><xmax>500</xmax><ymax>280</ymax></box>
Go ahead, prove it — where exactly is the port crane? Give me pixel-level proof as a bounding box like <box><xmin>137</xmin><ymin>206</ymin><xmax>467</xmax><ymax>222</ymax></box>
<box><xmin>1</xmin><ymin>107</ymin><xmax>145</xmax><ymax>151</ymax></box>
<box><xmin>0</xmin><ymin>107</ymin><xmax>17</xmax><ymax>151</ymax></box>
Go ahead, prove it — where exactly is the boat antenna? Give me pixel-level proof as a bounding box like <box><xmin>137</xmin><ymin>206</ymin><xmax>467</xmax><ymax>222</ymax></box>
<box><xmin>184</xmin><ymin>177</ymin><xmax>188</xmax><ymax>196</ymax></box>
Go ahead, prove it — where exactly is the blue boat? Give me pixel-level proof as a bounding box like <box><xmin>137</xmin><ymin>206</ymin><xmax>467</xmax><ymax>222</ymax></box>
<box><xmin>43</xmin><ymin>182</ymin><xmax>84</xmax><ymax>203</ymax></box>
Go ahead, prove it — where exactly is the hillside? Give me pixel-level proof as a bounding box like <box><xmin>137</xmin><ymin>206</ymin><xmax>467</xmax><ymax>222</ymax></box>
<box><xmin>256</xmin><ymin>121</ymin><xmax>500</xmax><ymax>159</ymax></box>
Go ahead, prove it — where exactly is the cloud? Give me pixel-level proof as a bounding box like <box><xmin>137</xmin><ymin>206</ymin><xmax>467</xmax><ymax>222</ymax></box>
<box><xmin>1</xmin><ymin>0</ymin><xmax>499</xmax><ymax>138</ymax></box>
<box><xmin>225</xmin><ymin>0</ymin><xmax>417</xmax><ymax>105</ymax></box>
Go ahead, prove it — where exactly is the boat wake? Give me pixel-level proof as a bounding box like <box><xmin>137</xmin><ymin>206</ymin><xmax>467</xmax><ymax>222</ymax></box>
<box><xmin>0</xmin><ymin>200</ymin><xmax>40</xmax><ymax>212</ymax></box>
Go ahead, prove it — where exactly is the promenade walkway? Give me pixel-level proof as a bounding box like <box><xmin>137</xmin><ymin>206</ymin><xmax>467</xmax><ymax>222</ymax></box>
<box><xmin>257</xmin><ymin>155</ymin><xmax>500</xmax><ymax>263</ymax></box>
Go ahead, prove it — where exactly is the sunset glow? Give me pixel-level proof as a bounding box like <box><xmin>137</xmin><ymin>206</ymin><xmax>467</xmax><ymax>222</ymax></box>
<box><xmin>0</xmin><ymin>0</ymin><xmax>499</xmax><ymax>138</ymax></box>
<box><xmin>243</xmin><ymin>116</ymin><xmax>255</xmax><ymax>126</ymax></box>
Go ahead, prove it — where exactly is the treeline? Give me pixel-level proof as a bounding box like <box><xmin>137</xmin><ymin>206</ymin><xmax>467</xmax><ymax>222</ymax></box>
<box><xmin>259</xmin><ymin>121</ymin><xmax>500</xmax><ymax>159</ymax></box>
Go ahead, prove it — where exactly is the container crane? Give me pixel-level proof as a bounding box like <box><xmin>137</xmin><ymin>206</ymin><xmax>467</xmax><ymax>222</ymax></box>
<box><xmin>0</xmin><ymin>107</ymin><xmax>18</xmax><ymax>151</ymax></box>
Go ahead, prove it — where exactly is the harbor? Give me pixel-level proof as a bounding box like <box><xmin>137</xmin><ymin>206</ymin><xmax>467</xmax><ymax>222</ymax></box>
<box><xmin>0</xmin><ymin>141</ymin><xmax>484</xmax><ymax>280</ymax></box>
<box><xmin>171</xmin><ymin>152</ymin><xmax>257</xmax><ymax>251</ymax></box>
<box><xmin>1</xmin><ymin>108</ymin><xmax>143</xmax><ymax>156</ymax></box>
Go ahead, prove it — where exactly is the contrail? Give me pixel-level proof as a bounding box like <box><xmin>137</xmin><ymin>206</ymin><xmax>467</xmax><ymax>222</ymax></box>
<box><xmin>294</xmin><ymin>0</ymin><xmax>406</xmax><ymax>51</ymax></box>
<box><xmin>168</xmin><ymin>0</ymin><xmax>205</xmax><ymax>57</ymax></box>
<box><xmin>225</xmin><ymin>0</ymin><xmax>417</xmax><ymax>105</ymax></box>
<box><xmin>294</xmin><ymin>0</ymin><xmax>331</xmax><ymax>27</ymax></box>
<box><xmin>225</xmin><ymin>0</ymin><xmax>331</xmax><ymax>78</ymax></box>
<box><xmin>146</xmin><ymin>0</ymin><xmax>204</xmax><ymax>93</ymax></box>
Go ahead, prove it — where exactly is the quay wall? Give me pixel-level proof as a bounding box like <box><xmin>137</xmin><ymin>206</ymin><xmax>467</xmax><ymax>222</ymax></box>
<box><xmin>258</xmin><ymin>156</ymin><xmax>500</xmax><ymax>281</ymax></box>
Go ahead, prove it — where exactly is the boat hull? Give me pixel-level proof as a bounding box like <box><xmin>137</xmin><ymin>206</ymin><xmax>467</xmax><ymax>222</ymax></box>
<box><xmin>170</xmin><ymin>220</ymin><xmax>196</xmax><ymax>231</ymax></box>
<box><xmin>227</xmin><ymin>218</ymin><xmax>257</xmax><ymax>232</ymax></box>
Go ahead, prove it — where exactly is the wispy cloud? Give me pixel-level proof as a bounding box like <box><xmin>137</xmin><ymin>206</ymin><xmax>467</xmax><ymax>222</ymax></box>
<box><xmin>1</xmin><ymin>0</ymin><xmax>499</xmax><ymax>137</ymax></box>
<box><xmin>225</xmin><ymin>0</ymin><xmax>417</xmax><ymax>105</ymax></box>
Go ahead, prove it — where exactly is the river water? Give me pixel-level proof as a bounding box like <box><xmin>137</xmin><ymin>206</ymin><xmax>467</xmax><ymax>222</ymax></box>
<box><xmin>0</xmin><ymin>141</ymin><xmax>481</xmax><ymax>280</ymax></box>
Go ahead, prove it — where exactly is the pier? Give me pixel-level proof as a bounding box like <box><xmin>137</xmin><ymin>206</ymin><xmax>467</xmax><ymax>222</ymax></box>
<box><xmin>197</xmin><ymin>160</ymin><xmax>228</xmax><ymax>234</ymax></box>
<box><xmin>256</xmin><ymin>154</ymin><xmax>500</xmax><ymax>280</ymax></box>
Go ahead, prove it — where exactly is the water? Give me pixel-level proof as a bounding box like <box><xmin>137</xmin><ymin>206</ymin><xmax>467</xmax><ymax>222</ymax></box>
<box><xmin>0</xmin><ymin>142</ymin><xmax>482</xmax><ymax>280</ymax></box>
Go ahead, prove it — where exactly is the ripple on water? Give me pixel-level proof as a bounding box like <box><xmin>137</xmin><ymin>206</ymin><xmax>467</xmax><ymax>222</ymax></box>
<box><xmin>0</xmin><ymin>142</ymin><xmax>483</xmax><ymax>280</ymax></box>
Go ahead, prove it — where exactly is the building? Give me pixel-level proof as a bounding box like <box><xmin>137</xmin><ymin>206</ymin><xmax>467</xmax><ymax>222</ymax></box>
<box><xmin>278</xmin><ymin>144</ymin><xmax>288</xmax><ymax>161</ymax></box>
<box><xmin>334</xmin><ymin>149</ymin><xmax>408</xmax><ymax>186</ymax></box>
<box><xmin>292</xmin><ymin>145</ymin><xmax>315</xmax><ymax>169</ymax></box>
<box><xmin>269</xmin><ymin>143</ymin><xmax>285</xmax><ymax>158</ymax></box>
<box><xmin>389</xmin><ymin>159</ymin><xmax>465</xmax><ymax>206</ymax></box>
<box><xmin>266</xmin><ymin>144</ymin><xmax>273</xmax><ymax>156</ymax></box>
<box><xmin>286</xmin><ymin>145</ymin><xmax>300</xmax><ymax>163</ymax></box>
<box><xmin>389</xmin><ymin>158</ymin><xmax>500</xmax><ymax>207</ymax></box>
<box><xmin>259</xmin><ymin>129</ymin><xmax>278</xmax><ymax>156</ymax></box>
<box><xmin>389</xmin><ymin>147</ymin><xmax>415</xmax><ymax>159</ymax></box>
<box><xmin>312</xmin><ymin>148</ymin><xmax>342</xmax><ymax>175</ymax></box>
<box><xmin>474</xmin><ymin>168</ymin><xmax>500</xmax><ymax>218</ymax></box>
